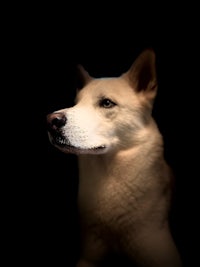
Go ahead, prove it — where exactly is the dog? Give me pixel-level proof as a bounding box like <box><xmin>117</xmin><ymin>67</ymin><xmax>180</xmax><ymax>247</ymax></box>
<box><xmin>47</xmin><ymin>49</ymin><xmax>182</xmax><ymax>267</ymax></box>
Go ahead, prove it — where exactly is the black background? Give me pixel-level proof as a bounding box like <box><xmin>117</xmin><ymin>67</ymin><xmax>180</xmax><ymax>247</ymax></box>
<box><xmin>6</xmin><ymin>4</ymin><xmax>199</xmax><ymax>267</ymax></box>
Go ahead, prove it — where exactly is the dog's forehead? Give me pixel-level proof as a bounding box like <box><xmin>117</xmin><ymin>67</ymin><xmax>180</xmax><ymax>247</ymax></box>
<box><xmin>76</xmin><ymin>77</ymin><xmax>134</xmax><ymax>101</ymax></box>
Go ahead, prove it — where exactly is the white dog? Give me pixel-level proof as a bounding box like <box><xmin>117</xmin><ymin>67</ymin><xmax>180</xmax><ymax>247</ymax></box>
<box><xmin>47</xmin><ymin>49</ymin><xmax>182</xmax><ymax>267</ymax></box>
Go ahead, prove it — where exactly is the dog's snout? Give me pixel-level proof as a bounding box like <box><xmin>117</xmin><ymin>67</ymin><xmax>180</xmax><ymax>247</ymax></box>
<box><xmin>47</xmin><ymin>112</ymin><xmax>66</xmax><ymax>132</ymax></box>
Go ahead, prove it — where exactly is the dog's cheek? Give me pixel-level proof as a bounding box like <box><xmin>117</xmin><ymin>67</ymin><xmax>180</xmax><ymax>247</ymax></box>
<box><xmin>100</xmin><ymin>108</ymin><xmax>119</xmax><ymax>121</ymax></box>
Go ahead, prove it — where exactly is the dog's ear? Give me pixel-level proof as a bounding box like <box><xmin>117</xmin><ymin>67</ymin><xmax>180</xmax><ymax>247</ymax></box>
<box><xmin>76</xmin><ymin>64</ymin><xmax>93</xmax><ymax>89</ymax></box>
<box><xmin>122</xmin><ymin>49</ymin><xmax>157</xmax><ymax>100</ymax></box>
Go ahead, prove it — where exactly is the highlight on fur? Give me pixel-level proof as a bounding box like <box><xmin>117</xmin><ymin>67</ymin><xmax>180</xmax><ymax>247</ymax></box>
<box><xmin>47</xmin><ymin>49</ymin><xmax>182</xmax><ymax>267</ymax></box>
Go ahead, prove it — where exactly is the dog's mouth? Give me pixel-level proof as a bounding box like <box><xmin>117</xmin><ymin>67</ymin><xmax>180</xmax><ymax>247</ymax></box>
<box><xmin>49</xmin><ymin>134</ymin><xmax>106</xmax><ymax>155</ymax></box>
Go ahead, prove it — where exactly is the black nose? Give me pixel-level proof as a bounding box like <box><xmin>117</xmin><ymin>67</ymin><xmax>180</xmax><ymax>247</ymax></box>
<box><xmin>47</xmin><ymin>112</ymin><xmax>66</xmax><ymax>132</ymax></box>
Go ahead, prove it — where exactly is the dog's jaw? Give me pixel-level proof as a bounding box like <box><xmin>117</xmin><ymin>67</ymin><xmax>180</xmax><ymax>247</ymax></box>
<box><xmin>48</xmin><ymin>133</ymin><xmax>107</xmax><ymax>155</ymax></box>
<box><xmin>63</xmin><ymin>144</ymin><xmax>107</xmax><ymax>155</ymax></box>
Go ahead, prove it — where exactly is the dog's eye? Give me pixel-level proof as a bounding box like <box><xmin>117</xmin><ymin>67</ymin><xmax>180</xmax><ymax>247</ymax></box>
<box><xmin>99</xmin><ymin>98</ymin><xmax>116</xmax><ymax>108</ymax></box>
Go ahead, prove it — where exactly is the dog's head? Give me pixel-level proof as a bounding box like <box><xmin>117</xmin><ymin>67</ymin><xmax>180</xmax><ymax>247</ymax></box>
<box><xmin>47</xmin><ymin>49</ymin><xmax>158</xmax><ymax>155</ymax></box>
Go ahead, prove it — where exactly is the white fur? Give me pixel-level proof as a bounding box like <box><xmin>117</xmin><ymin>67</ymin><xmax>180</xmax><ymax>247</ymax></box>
<box><xmin>47</xmin><ymin>49</ymin><xmax>182</xmax><ymax>267</ymax></box>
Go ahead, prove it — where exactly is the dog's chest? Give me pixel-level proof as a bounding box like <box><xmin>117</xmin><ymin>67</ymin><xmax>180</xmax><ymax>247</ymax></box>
<box><xmin>78</xmin><ymin>158</ymin><xmax>151</xmax><ymax>230</ymax></box>
<box><xmin>78</xmin><ymin>176</ymin><xmax>137</xmax><ymax>233</ymax></box>
<box><xmin>77</xmin><ymin>154</ymin><xmax>170</xmax><ymax>234</ymax></box>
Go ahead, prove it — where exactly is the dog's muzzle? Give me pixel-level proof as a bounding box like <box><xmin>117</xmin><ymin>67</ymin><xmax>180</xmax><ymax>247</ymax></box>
<box><xmin>47</xmin><ymin>112</ymin><xmax>107</xmax><ymax>154</ymax></box>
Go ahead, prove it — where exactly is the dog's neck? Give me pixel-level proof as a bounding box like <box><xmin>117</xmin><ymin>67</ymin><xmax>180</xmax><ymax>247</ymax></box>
<box><xmin>77</xmin><ymin>120</ymin><xmax>170</xmax><ymax>223</ymax></box>
<box><xmin>78</xmin><ymin>119</ymin><xmax>165</xmax><ymax>185</ymax></box>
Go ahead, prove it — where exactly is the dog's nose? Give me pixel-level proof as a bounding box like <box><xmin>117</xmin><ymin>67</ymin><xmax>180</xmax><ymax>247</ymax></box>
<box><xmin>47</xmin><ymin>112</ymin><xmax>66</xmax><ymax>132</ymax></box>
